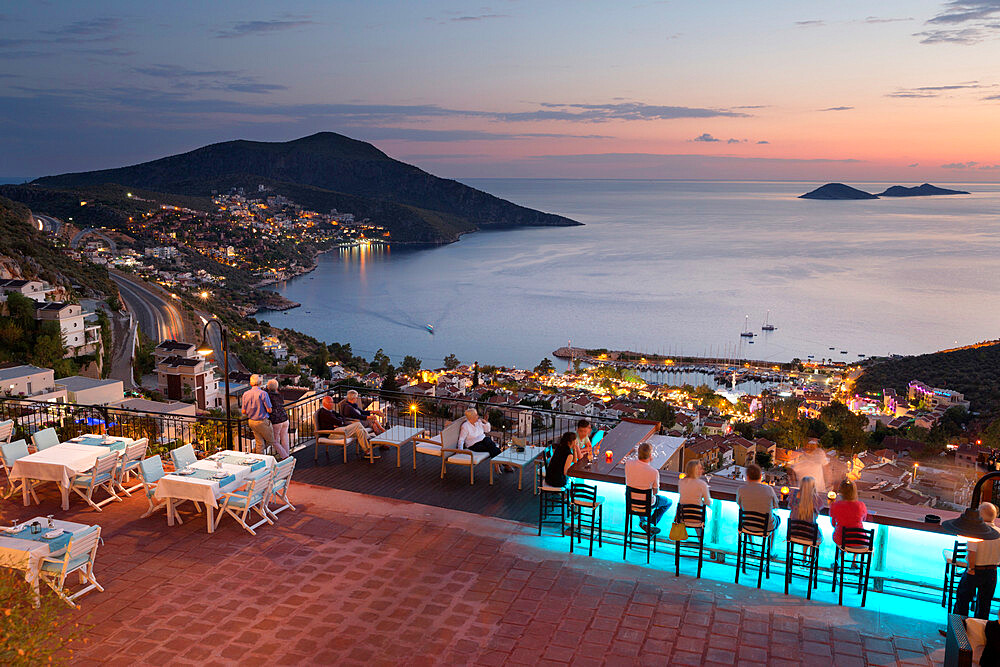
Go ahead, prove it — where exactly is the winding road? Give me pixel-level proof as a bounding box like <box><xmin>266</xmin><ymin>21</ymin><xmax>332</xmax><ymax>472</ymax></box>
<box><xmin>111</xmin><ymin>273</ymin><xmax>189</xmax><ymax>342</ymax></box>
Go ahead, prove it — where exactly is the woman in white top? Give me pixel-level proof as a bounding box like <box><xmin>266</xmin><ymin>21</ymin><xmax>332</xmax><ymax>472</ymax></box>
<box><xmin>457</xmin><ymin>408</ymin><xmax>501</xmax><ymax>457</ymax></box>
<box><xmin>678</xmin><ymin>459</ymin><xmax>711</xmax><ymax>507</ymax></box>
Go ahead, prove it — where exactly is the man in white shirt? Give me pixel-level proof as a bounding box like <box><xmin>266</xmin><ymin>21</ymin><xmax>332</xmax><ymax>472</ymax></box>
<box><xmin>458</xmin><ymin>409</ymin><xmax>501</xmax><ymax>457</ymax></box>
<box><xmin>791</xmin><ymin>438</ymin><xmax>830</xmax><ymax>494</ymax></box>
<box><xmin>624</xmin><ymin>442</ymin><xmax>671</xmax><ymax>535</ymax></box>
<box><xmin>954</xmin><ymin>502</ymin><xmax>1000</xmax><ymax>619</ymax></box>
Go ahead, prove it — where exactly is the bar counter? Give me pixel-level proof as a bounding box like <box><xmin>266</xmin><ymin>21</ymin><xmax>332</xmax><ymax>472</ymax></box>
<box><xmin>568</xmin><ymin>420</ymin><xmax>962</xmax><ymax>597</ymax></box>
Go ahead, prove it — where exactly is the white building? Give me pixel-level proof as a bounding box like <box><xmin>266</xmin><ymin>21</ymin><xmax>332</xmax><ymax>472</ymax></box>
<box><xmin>55</xmin><ymin>376</ymin><xmax>124</xmax><ymax>406</ymax></box>
<box><xmin>145</xmin><ymin>246</ymin><xmax>179</xmax><ymax>260</ymax></box>
<box><xmin>0</xmin><ymin>279</ymin><xmax>51</xmax><ymax>302</ymax></box>
<box><xmin>0</xmin><ymin>365</ymin><xmax>68</xmax><ymax>402</ymax></box>
<box><xmin>35</xmin><ymin>302</ymin><xmax>101</xmax><ymax>357</ymax></box>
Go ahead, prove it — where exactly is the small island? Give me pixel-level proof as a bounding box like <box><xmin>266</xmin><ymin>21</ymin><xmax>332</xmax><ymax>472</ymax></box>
<box><xmin>877</xmin><ymin>183</ymin><xmax>970</xmax><ymax>197</ymax></box>
<box><xmin>799</xmin><ymin>183</ymin><xmax>878</xmax><ymax>200</ymax></box>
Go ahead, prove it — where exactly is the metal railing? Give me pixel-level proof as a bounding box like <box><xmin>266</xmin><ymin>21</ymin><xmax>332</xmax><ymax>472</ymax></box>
<box><xmin>0</xmin><ymin>397</ymin><xmax>250</xmax><ymax>458</ymax></box>
<box><xmin>283</xmin><ymin>387</ymin><xmax>621</xmax><ymax>452</ymax></box>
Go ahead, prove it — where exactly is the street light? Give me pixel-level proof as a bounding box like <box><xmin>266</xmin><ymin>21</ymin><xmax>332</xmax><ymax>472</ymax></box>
<box><xmin>197</xmin><ymin>318</ymin><xmax>232</xmax><ymax>451</ymax></box>
<box><xmin>409</xmin><ymin>403</ymin><xmax>418</xmax><ymax>428</ymax></box>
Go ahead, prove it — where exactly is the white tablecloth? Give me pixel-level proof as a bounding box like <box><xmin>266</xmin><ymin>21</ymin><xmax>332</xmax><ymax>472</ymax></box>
<box><xmin>10</xmin><ymin>443</ymin><xmax>113</xmax><ymax>488</ymax></box>
<box><xmin>0</xmin><ymin>517</ymin><xmax>91</xmax><ymax>592</ymax></box>
<box><xmin>153</xmin><ymin>450</ymin><xmax>276</xmax><ymax>508</ymax></box>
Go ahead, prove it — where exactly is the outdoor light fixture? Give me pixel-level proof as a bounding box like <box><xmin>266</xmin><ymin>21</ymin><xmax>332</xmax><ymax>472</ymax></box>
<box><xmin>942</xmin><ymin>470</ymin><xmax>1000</xmax><ymax>541</ymax></box>
<box><xmin>409</xmin><ymin>403</ymin><xmax>417</xmax><ymax>427</ymax></box>
<box><xmin>197</xmin><ymin>318</ymin><xmax>232</xmax><ymax>450</ymax></box>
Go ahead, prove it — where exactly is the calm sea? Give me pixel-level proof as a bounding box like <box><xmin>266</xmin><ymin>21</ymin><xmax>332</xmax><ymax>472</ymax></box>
<box><xmin>264</xmin><ymin>179</ymin><xmax>1000</xmax><ymax>371</ymax></box>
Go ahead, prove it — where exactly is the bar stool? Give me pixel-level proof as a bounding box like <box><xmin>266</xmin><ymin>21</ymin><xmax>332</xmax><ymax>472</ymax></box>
<box><xmin>784</xmin><ymin>519</ymin><xmax>821</xmax><ymax>599</ymax></box>
<box><xmin>673</xmin><ymin>504</ymin><xmax>707</xmax><ymax>578</ymax></box>
<box><xmin>832</xmin><ymin>527</ymin><xmax>875</xmax><ymax>607</ymax></box>
<box><xmin>942</xmin><ymin>540</ymin><xmax>968</xmax><ymax>609</ymax></box>
<box><xmin>568</xmin><ymin>482</ymin><xmax>604</xmax><ymax>556</ymax></box>
<box><xmin>624</xmin><ymin>486</ymin><xmax>657</xmax><ymax>563</ymax></box>
<box><xmin>736</xmin><ymin>509</ymin><xmax>777</xmax><ymax>589</ymax></box>
<box><xmin>537</xmin><ymin>448</ymin><xmax>566</xmax><ymax>536</ymax></box>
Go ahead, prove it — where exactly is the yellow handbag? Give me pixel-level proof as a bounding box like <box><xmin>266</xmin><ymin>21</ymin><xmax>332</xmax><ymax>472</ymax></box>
<box><xmin>668</xmin><ymin>521</ymin><xmax>689</xmax><ymax>541</ymax></box>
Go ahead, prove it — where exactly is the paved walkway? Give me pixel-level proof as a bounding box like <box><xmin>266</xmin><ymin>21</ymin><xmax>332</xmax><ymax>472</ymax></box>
<box><xmin>7</xmin><ymin>481</ymin><xmax>945</xmax><ymax>666</ymax></box>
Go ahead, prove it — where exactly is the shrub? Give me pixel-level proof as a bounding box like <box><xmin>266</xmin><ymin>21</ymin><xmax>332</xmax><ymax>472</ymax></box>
<box><xmin>0</xmin><ymin>570</ymin><xmax>83</xmax><ymax>664</ymax></box>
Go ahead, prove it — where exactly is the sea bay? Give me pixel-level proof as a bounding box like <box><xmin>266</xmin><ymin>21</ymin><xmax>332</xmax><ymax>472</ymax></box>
<box><xmin>264</xmin><ymin>179</ymin><xmax>1000</xmax><ymax>371</ymax></box>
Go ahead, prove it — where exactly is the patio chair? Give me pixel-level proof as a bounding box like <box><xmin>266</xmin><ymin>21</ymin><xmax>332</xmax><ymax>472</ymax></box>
<box><xmin>1</xmin><ymin>439</ymin><xmax>40</xmax><ymax>502</ymax></box>
<box><xmin>215</xmin><ymin>469</ymin><xmax>275</xmax><ymax>536</ymax></box>
<box><xmin>31</xmin><ymin>427</ymin><xmax>59</xmax><ymax>452</ymax></box>
<box><xmin>313</xmin><ymin>411</ymin><xmax>365</xmax><ymax>463</ymax></box>
<box><xmin>169</xmin><ymin>443</ymin><xmax>197</xmax><ymax>471</ymax></box>
<box><xmin>70</xmin><ymin>453</ymin><xmax>122</xmax><ymax>511</ymax></box>
<box><xmin>412</xmin><ymin>417</ymin><xmax>465</xmax><ymax>471</ymax></box>
<box><xmin>832</xmin><ymin>527</ymin><xmax>876</xmax><ymax>607</ymax></box>
<box><xmin>267</xmin><ymin>457</ymin><xmax>297</xmax><ymax>518</ymax></box>
<box><xmin>441</xmin><ymin>438</ymin><xmax>492</xmax><ymax>485</ymax></box>
<box><xmin>736</xmin><ymin>509</ymin><xmax>777</xmax><ymax>589</ymax></box>
<box><xmin>115</xmin><ymin>438</ymin><xmax>148</xmax><ymax>496</ymax></box>
<box><xmin>38</xmin><ymin>525</ymin><xmax>104</xmax><ymax>607</ymax></box>
<box><xmin>0</xmin><ymin>419</ymin><xmax>13</xmax><ymax>443</ymax></box>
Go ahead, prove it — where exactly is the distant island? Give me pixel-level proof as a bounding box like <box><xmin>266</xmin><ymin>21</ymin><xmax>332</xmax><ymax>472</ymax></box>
<box><xmin>799</xmin><ymin>183</ymin><xmax>878</xmax><ymax>200</ymax></box>
<box><xmin>27</xmin><ymin>132</ymin><xmax>581</xmax><ymax>245</ymax></box>
<box><xmin>800</xmin><ymin>182</ymin><xmax>971</xmax><ymax>200</ymax></box>
<box><xmin>877</xmin><ymin>183</ymin><xmax>970</xmax><ymax>197</ymax></box>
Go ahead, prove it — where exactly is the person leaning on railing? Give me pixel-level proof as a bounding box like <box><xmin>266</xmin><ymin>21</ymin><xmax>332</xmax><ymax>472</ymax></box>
<box><xmin>953</xmin><ymin>502</ymin><xmax>1000</xmax><ymax>620</ymax></box>
<box><xmin>265</xmin><ymin>379</ymin><xmax>290</xmax><ymax>459</ymax></box>
<box><xmin>241</xmin><ymin>375</ymin><xmax>275</xmax><ymax>455</ymax></box>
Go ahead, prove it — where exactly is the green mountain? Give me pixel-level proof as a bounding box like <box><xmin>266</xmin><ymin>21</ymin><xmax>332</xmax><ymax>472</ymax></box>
<box><xmin>31</xmin><ymin>132</ymin><xmax>580</xmax><ymax>243</ymax></box>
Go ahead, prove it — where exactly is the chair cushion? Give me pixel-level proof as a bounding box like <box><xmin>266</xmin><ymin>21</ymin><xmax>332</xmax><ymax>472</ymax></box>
<box><xmin>842</xmin><ymin>545</ymin><xmax>872</xmax><ymax>554</ymax></box>
<box><xmin>446</xmin><ymin>451</ymin><xmax>490</xmax><ymax>465</ymax></box>
<box><xmin>415</xmin><ymin>443</ymin><xmax>443</xmax><ymax>456</ymax></box>
<box><xmin>318</xmin><ymin>436</ymin><xmax>354</xmax><ymax>446</ymax></box>
<box><xmin>272</xmin><ymin>479</ymin><xmax>286</xmax><ymax>492</ymax></box>
<box><xmin>72</xmin><ymin>471</ymin><xmax>112</xmax><ymax>486</ymax></box>
<box><xmin>540</xmin><ymin>484</ymin><xmax>565</xmax><ymax>493</ymax></box>
<box><xmin>228</xmin><ymin>492</ymin><xmax>265</xmax><ymax>509</ymax></box>
<box><xmin>966</xmin><ymin>618</ymin><xmax>987</xmax><ymax>666</ymax></box>
<box><xmin>789</xmin><ymin>535</ymin><xmax>818</xmax><ymax>547</ymax></box>
<box><xmin>572</xmin><ymin>496</ymin><xmax>604</xmax><ymax>507</ymax></box>
<box><xmin>41</xmin><ymin>554</ymin><xmax>90</xmax><ymax>573</ymax></box>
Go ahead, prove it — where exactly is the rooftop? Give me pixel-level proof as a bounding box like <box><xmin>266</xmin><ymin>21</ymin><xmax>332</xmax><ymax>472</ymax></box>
<box><xmin>54</xmin><ymin>375</ymin><xmax>123</xmax><ymax>392</ymax></box>
<box><xmin>0</xmin><ymin>364</ymin><xmax>52</xmax><ymax>381</ymax></box>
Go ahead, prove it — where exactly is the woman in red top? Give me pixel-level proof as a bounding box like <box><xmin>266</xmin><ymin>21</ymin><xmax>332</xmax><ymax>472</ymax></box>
<box><xmin>829</xmin><ymin>479</ymin><xmax>867</xmax><ymax>546</ymax></box>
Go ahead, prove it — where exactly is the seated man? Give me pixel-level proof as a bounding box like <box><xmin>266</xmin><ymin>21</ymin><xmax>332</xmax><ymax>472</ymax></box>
<box><xmin>737</xmin><ymin>463</ymin><xmax>780</xmax><ymax>533</ymax></box>
<box><xmin>624</xmin><ymin>442</ymin><xmax>671</xmax><ymax>535</ymax></box>
<box><xmin>340</xmin><ymin>390</ymin><xmax>386</xmax><ymax>435</ymax></box>
<box><xmin>316</xmin><ymin>396</ymin><xmax>372</xmax><ymax>454</ymax></box>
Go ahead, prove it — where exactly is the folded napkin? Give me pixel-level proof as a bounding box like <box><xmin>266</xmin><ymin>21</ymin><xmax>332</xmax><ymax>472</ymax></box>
<box><xmin>186</xmin><ymin>468</ymin><xmax>236</xmax><ymax>487</ymax></box>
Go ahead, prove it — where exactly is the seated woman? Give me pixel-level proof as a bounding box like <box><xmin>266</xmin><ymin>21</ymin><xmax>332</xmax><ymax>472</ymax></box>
<box><xmin>788</xmin><ymin>475</ymin><xmax>824</xmax><ymax>524</ymax></box>
<box><xmin>678</xmin><ymin>459</ymin><xmax>711</xmax><ymax>508</ymax></box>
<box><xmin>340</xmin><ymin>389</ymin><xmax>386</xmax><ymax>435</ymax></box>
<box><xmin>829</xmin><ymin>479</ymin><xmax>867</xmax><ymax>547</ymax></box>
<box><xmin>545</xmin><ymin>432</ymin><xmax>577</xmax><ymax>489</ymax></box>
<box><xmin>458</xmin><ymin>408</ymin><xmax>501</xmax><ymax>458</ymax></box>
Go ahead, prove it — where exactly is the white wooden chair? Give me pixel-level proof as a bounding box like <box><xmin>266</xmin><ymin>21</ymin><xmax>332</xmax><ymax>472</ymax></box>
<box><xmin>70</xmin><ymin>453</ymin><xmax>122</xmax><ymax>511</ymax></box>
<box><xmin>412</xmin><ymin>417</ymin><xmax>465</xmax><ymax>470</ymax></box>
<box><xmin>169</xmin><ymin>443</ymin><xmax>197</xmax><ymax>470</ymax></box>
<box><xmin>115</xmin><ymin>438</ymin><xmax>148</xmax><ymax>496</ymax></box>
<box><xmin>267</xmin><ymin>457</ymin><xmax>296</xmax><ymax>518</ymax></box>
<box><xmin>138</xmin><ymin>455</ymin><xmax>176</xmax><ymax>521</ymax></box>
<box><xmin>215</xmin><ymin>469</ymin><xmax>275</xmax><ymax>536</ymax></box>
<box><xmin>0</xmin><ymin>419</ymin><xmax>13</xmax><ymax>443</ymax></box>
<box><xmin>1</xmin><ymin>439</ymin><xmax>40</xmax><ymax>502</ymax></box>
<box><xmin>31</xmin><ymin>427</ymin><xmax>59</xmax><ymax>452</ymax></box>
<box><xmin>441</xmin><ymin>440</ymin><xmax>492</xmax><ymax>484</ymax></box>
<box><xmin>38</xmin><ymin>525</ymin><xmax>104</xmax><ymax>607</ymax></box>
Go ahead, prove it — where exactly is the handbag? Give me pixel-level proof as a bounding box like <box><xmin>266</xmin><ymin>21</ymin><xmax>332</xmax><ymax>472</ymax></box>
<box><xmin>668</xmin><ymin>521</ymin><xmax>689</xmax><ymax>541</ymax></box>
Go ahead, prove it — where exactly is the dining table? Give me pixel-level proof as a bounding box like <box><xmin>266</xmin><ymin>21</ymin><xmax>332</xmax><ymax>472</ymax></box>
<box><xmin>0</xmin><ymin>516</ymin><xmax>92</xmax><ymax>599</ymax></box>
<box><xmin>10</xmin><ymin>436</ymin><xmax>132</xmax><ymax>510</ymax></box>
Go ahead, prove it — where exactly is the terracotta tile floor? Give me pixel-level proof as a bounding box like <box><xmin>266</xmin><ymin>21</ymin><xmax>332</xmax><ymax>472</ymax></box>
<box><xmin>6</xmin><ymin>480</ymin><xmax>946</xmax><ymax>665</ymax></box>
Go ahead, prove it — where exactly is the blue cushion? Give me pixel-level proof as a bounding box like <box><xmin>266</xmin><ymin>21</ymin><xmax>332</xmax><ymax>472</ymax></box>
<box><xmin>228</xmin><ymin>492</ymin><xmax>265</xmax><ymax>509</ymax></box>
<box><xmin>41</xmin><ymin>554</ymin><xmax>90</xmax><ymax>573</ymax></box>
<box><xmin>72</xmin><ymin>471</ymin><xmax>112</xmax><ymax>486</ymax></box>
<box><xmin>272</xmin><ymin>479</ymin><xmax>286</xmax><ymax>492</ymax></box>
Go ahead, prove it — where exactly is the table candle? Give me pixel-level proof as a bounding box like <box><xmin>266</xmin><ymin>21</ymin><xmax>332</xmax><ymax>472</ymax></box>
<box><xmin>605</xmin><ymin>450</ymin><xmax>613</xmax><ymax>463</ymax></box>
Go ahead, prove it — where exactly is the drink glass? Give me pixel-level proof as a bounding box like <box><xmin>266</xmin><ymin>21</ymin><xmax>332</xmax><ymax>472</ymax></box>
<box><xmin>47</xmin><ymin>515</ymin><xmax>54</xmax><ymax>529</ymax></box>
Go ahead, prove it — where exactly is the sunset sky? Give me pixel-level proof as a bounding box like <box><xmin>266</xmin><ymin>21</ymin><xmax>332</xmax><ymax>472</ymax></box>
<box><xmin>2</xmin><ymin>0</ymin><xmax>1000</xmax><ymax>180</ymax></box>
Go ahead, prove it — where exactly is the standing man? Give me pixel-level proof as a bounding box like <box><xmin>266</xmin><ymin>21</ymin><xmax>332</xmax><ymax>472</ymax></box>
<box><xmin>954</xmin><ymin>502</ymin><xmax>1000</xmax><ymax>619</ymax></box>
<box><xmin>241</xmin><ymin>374</ymin><xmax>274</xmax><ymax>455</ymax></box>
<box><xmin>792</xmin><ymin>437</ymin><xmax>830</xmax><ymax>494</ymax></box>
<box><xmin>624</xmin><ymin>442</ymin><xmax>671</xmax><ymax>535</ymax></box>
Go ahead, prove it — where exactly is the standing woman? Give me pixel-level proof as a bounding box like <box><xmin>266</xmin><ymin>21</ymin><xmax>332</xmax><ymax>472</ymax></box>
<box><xmin>266</xmin><ymin>379</ymin><xmax>290</xmax><ymax>458</ymax></box>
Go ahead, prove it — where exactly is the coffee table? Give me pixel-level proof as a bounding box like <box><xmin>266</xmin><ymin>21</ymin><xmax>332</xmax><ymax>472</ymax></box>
<box><xmin>490</xmin><ymin>445</ymin><xmax>546</xmax><ymax>491</ymax></box>
<box><xmin>369</xmin><ymin>425</ymin><xmax>426</xmax><ymax>467</ymax></box>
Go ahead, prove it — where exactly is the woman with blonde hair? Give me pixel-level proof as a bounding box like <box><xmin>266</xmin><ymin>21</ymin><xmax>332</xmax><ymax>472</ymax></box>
<box><xmin>265</xmin><ymin>379</ymin><xmax>289</xmax><ymax>458</ymax></box>
<box><xmin>788</xmin><ymin>475</ymin><xmax>823</xmax><ymax>523</ymax></box>
<box><xmin>678</xmin><ymin>459</ymin><xmax>711</xmax><ymax>508</ymax></box>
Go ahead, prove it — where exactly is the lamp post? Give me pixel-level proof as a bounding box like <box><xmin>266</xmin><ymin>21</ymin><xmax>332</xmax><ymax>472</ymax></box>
<box><xmin>196</xmin><ymin>318</ymin><xmax>232</xmax><ymax>451</ymax></box>
<box><xmin>942</xmin><ymin>470</ymin><xmax>1000</xmax><ymax>540</ymax></box>
<box><xmin>409</xmin><ymin>403</ymin><xmax>417</xmax><ymax>428</ymax></box>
